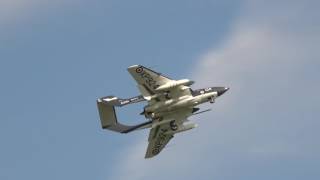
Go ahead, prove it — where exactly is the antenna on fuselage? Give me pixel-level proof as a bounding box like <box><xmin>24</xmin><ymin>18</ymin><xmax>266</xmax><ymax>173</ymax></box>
<box><xmin>192</xmin><ymin>109</ymin><xmax>212</xmax><ymax>116</ymax></box>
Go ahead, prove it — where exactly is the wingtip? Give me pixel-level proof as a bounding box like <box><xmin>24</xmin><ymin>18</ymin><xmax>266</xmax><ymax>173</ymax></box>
<box><xmin>128</xmin><ymin>65</ymin><xmax>140</xmax><ymax>69</ymax></box>
<box><xmin>144</xmin><ymin>154</ymin><xmax>153</xmax><ymax>159</ymax></box>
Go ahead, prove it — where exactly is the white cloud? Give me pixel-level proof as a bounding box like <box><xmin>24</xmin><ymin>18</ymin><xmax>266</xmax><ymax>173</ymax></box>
<box><xmin>109</xmin><ymin>0</ymin><xmax>320</xmax><ymax>179</ymax></box>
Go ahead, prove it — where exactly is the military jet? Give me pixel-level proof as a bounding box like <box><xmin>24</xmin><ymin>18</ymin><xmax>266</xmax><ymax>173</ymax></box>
<box><xmin>97</xmin><ymin>65</ymin><xmax>229</xmax><ymax>158</ymax></box>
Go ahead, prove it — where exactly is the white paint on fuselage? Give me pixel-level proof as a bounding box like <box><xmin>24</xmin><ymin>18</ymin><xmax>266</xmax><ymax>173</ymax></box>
<box><xmin>145</xmin><ymin>91</ymin><xmax>218</xmax><ymax>116</ymax></box>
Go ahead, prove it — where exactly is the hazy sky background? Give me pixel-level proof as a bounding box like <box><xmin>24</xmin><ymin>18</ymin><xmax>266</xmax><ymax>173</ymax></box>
<box><xmin>0</xmin><ymin>0</ymin><xmax>319</xmax><ymax>180</ymax></box>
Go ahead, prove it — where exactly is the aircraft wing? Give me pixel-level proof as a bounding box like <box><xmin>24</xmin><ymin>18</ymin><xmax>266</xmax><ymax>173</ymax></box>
<box><xmin>145</xmin><ymin>122</ymin><xmax>174</xmax><ymax>158</ymax></box>
<box><xmin>145</xmin><ymin>108</ymin><xmax>194</xmax><ymax>158</ymax></box>
<box><xmin>127</xmin><ymin>65</ymin><xmax>172</xmax><ymax>97</ymax></box>
<box><xmin>127</xmin><ymin>65</ymin><xmax>192</xmax><ymax>99</ymax></box>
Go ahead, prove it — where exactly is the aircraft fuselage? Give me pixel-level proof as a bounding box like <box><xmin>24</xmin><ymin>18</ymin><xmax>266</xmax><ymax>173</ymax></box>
<box><xmin>144</xmin><ymin>86</ymin><xmax>229</xmax><ymax>119</ymax></box>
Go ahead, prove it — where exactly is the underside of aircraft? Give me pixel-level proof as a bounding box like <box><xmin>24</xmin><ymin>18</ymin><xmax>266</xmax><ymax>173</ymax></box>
<box><xmin>97</xmin><ymin>65</ymin><xmax>229</xmax><ymax>158</ymax></box>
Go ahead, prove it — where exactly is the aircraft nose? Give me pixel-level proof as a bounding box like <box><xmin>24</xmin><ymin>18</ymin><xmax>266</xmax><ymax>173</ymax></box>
<box><xmin>217</xmin><ymin>87</ymin><xmax>229</xmax><ymax>96</ymax></box>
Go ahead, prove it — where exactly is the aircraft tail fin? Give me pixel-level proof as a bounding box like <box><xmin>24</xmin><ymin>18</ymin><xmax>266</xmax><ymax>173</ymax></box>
<box><xmin>97</xmin><ymin>96</ymin><xmax>150</xmax><ymax>133</ymax></box>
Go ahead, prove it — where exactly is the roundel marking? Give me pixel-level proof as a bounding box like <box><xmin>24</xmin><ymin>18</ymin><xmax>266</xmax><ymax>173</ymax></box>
<box><xmin>136</xmin><ymin>67</ymin><xmax>143</xmax><ymax>73</ymax></box>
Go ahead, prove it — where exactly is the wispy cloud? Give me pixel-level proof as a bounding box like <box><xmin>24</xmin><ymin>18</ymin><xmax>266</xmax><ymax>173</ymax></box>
<box><xmin>0</xmin><ymin>0</ymin><xmax>70</xmax><ymax>25</ymax></box>
<box><xmin>109</xmin><ymin>0</ymin><xmax>320</xmax><ymax>179</ymax></box>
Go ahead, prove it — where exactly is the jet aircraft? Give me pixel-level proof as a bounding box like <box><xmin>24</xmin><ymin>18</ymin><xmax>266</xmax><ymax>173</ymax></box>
<box><xmin>97</xmin><ymin>65</ymin><xmax>229</xmax><ymax>158</ymax></box>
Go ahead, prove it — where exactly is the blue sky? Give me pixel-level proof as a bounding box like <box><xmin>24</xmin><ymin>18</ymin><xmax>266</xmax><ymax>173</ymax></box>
<box><xmin>0</xmin><ymin>1</ymin><xmax>319</xmax><ymax>180</ymax></box>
